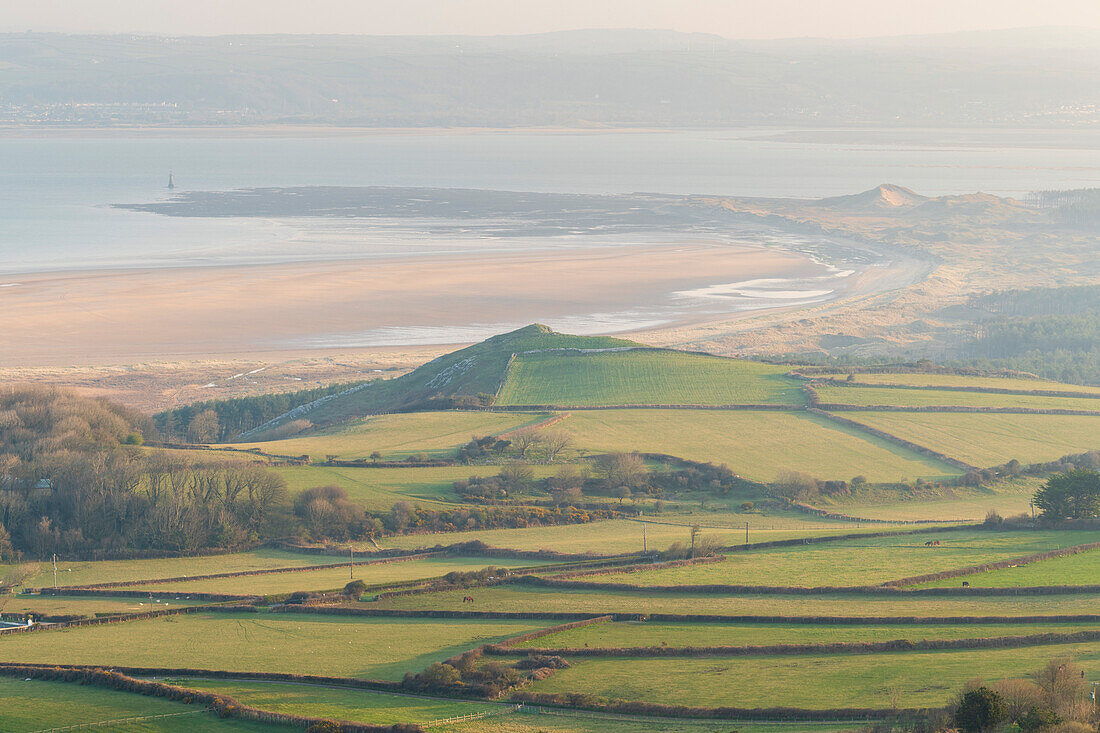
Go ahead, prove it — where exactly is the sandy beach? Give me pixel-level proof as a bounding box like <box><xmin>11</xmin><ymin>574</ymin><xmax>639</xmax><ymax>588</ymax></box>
<box><xmin>0</xmin><ymin>241</ymin><xmax>827</xmax><ymax>368</ymax></box>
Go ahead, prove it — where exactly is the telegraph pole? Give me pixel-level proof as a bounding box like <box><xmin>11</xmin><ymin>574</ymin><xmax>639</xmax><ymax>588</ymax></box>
<box><xmin>642</xmin><ymin>522</ymin><xmax>647</xmax><ymax>554</ymax></box>
<box><xmin>349</xmin><ymin>547</ymin><xmax>354</xmax><ymax>580</ymax></box>
<box><xmin>52</xmin><ymin>554</ymin><xmax>57</xmax><ymax>589</ymax></box>
<box><xmin>745</xmin><ymin>522</ymin><xmax>749</xmax><ymax>544</ymax></box>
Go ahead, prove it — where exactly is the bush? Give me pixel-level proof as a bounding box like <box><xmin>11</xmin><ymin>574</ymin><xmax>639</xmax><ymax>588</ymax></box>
<box><xmin>954</xmin><ymin>687</ymin><xmax>1008</xmax><ymax>733</ymax></box>
<box><xmin>343</xmin><ymin>580</ymin><xmax>367</xmax><ymax>597</ymax></box>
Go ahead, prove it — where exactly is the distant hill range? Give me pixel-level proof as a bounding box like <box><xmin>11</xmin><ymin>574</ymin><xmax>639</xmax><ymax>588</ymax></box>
<box><xmin>1</xmin><ymin>28</ymin><xmax>1098</xmax><ymax>127</ymax></box>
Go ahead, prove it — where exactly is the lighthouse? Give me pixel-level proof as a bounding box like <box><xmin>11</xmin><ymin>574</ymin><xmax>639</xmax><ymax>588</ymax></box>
<box><xmin>167</xmin><ymin>171</ymin><xmax>175</xmax><ymax>190</ymax></box>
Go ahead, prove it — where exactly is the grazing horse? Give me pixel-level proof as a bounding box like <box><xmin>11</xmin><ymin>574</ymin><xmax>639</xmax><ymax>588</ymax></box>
<box><xmin>961</xmin><ymin>581</ymin><xmax>970</xmax><ymax>587</ymax></box>
<box><xmin>924</xmin><ymin>540</ymin><xmax>941</xmax><ymax>547</ymax></box>
<box><xmin>462</xmin><ymin>596</ymin><xmax>474</xmax><ymax>604</ymax></box>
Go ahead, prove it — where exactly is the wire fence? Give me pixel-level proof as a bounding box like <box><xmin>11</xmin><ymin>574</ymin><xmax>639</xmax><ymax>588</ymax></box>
<box><xmin>28</xmin><ymin>709</ymin><xmax>205</xmax><ymax>732</ymax></box>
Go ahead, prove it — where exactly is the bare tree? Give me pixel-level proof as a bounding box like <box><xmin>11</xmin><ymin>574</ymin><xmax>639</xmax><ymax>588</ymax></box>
<box><xmin>541</xmin><ymin>429</ymin><xmax>573</xmax><ymax>461</ymax></box>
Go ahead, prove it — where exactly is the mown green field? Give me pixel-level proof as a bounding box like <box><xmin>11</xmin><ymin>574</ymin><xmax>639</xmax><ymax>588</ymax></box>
<box><xmin>374</xmin><ymin>517</ymin><xmax>889</xmax><ymax>555</ymax></box>
<box><xmin>819</xmin><ymin>479</ymin><xmax>1040</xmax><ymax>522</ymax></box>
<box><xmin>177</xmin><ymin>680</ymin><xmax>859</xmax><ymax>733</ymax></box>
<box><xmin>816</xmin><ymin>373</ymin><xmax>1100</xmax><ymax>394</ymax></box>
<box><xmin>514</xmin><ymin>620</ymin><xmax>1100</xmax><ymax>649</ymax></box>
<box><xmin>916</xmin><ymin>548</ymin><xmax>1100</xmax><ymax>589</ymax></box>
<box><xmin>275</xmin><ymin>463</ymin><xmax>560</xmax><ymax>511</ymax></box>
<box><xmin>814</xmin><ymin>385</ymin><xmax>1100</xmax><ymax>411</ymax></box>
<box><xmin>570</xmin><ymin>530</ymin><xmax>1100</xmax><ymax>588</ymax></box>
<box><xmin>841</xmin><ymin>412</ymin><xmax>1100</xmax><ymax>467</ymax></box>
<box><xmin>230</xmin><ymin>410</ymin><xmax>546</xmax><ymax>460</ymax></box>
<box><xmin>561</xmin><ymin>409</ymin><xmax>961</xmax><ymax>482</ymax></box>
<box><xmin>370</xmin><ymin>584</ymin><xmax>1100</xmax><ymax>618</ymax></box>
<box><xmin>125</xmin><ymin>556</ymin><xmax>552</xmax><ymax>595</ymax></box>
<box><xmin>4</xmin><ymin>594</ymin><xmax>206</xmax><ymax>617</ymax></box>
<box><xmin>526</xmin><ymin>642</ymin><xmax>1100</xmax><ymax>709</ymax></box>
<box><xmin>0</xmin><ymin>613</ymin><xmax>548</xmax><ymax>680</ymax></box>
<box><xmin>0</xmin><ymin>677</ymin><xmax>271</xmax><ymax>732</ymax></box>
<box><xmin>496</xmin><ymin>350</ymin><xmax>805</xmax><ymax>406</ymax></box>
<box><xmin>24</xmin><ymin>548</ymin><xmax>352</xmax><ymax>588</ymax></box>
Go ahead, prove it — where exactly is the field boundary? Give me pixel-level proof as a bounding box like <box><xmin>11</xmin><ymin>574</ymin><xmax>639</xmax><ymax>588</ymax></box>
<box><xmin>808</xmin><ymin>377</ymin><xmax>1100</xmax><ymax>400</ymax></box>
<box><xmin>493</xmin><ymin>615</ymin><xmax>615</xmax><ymax>648</ymax></box>
<box><xmin>488</xmin><ymin>628</ymin><xmax>1100</xmax><ymax>658</ymax></box>
<box><xmin>883</xmin><ymin>541</ymin><xmax>1100</xmax><ymax>587</ymax></box>
<box><xmin>808</xmin><ymin>408</ymin><xmax>979</xmax><ymax>471</ymax></box>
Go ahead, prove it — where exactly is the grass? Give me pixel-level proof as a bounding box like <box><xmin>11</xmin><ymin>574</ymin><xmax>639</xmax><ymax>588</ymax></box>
<box><xmin>915</xmin><ymin>548</ymin><xmax>1100</xmax><ymax>588</ymax></box>
<box><xmin>176</xmin><ymin>680</ymin><xmax>861</xmax><ymax>733</ymax></box>
<box><xmin>230</xmin><ymin>410</ymin><xmax>545</xmax><ymax>461</ymax></box>
<box><xmin>22</xmin><ymin>548</ymin><xmax>353</xmax><ymax>588</ymax></box>
<box><xmin>570</xmin><ymin>530</ymin><xmax>1100</xmax><ymax>588</ymax></box>
<box><xmin>373</xmin><ymin>517</ymin><xmax>893</xmax><ymax>555</ymax></box>
<box><xmin>514</xmin><ymin>620</ymin><xmax>1100</xmax><ymax>649</ymax></box>
<box><xmin>124</xmin><ymin>556</ymin><xmax>553</xmax><ymax>595</ymax></box>
<box><xmin>816</xmin><ymin>373</ymin><xmax>1100</xmax><ymax>395</ymax></box>
<box><xmin>841</xmin><ymin>412</ymin><xmax>1100</xmax><ymax>467</ymax></box>
<box><xmin>526</xmin><ymin>642</ymin><xmax>1100</xmax><ymax>709</ymax></box>
<box><xmin>369</xmin><ymin>584</ymin><xmax>1100</xmax><ymax>618</ymax></box>
<box><xmin>814</xmin><ymin>385</ymin><xmax>1100</xmax><ymax>411</ymax></box>
<box><xmin>496</xmin><ymin>350</ymin><xmax>805</xmax><ymax>407</ymax></box>
<box><xmin>3</xmin><ymin>594</ymin><xmax>207</xmax><ymax>616</ymax></box>
<box><xmin>816</xmin><ymin>478</ymin><xmax>1041</xmax><ymax>522</ymax></box>
<box><xmin>275</xmin><ymin>463</ymin><xmax>561</xmax><ymax>511</ymax></box>
<box><xmin>561</xmin><ymin>409</ymin><xmax>962</xmax><ymax>482</ymax></box>
<box><xmin>0</xmin><ymin>612</ymin><xmax>548</xmax><ymax>680</ymax></box>
<box><xmin>0</xmin><ymin>677</ymin><xmax>272</xmax><ymax>731</ymax></box>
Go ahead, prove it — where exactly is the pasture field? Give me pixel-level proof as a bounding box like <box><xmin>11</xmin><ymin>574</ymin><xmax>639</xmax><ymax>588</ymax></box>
<box><xmin>819</xmin><ymin>479</ymin><xmax>1039</xmax><ymax>522</ymax></box>
<box><xmin>373</xmin><ymin>517</ymin><xmax>892</xmax><ymax>555</ymax></box>
<box><xmin>496</xmin><ymin>350</ymin><xmax>804</xmax><ymax>406</ymax></box>
<box><xmin>0</xmin><ymin>677</ymin><xmax>272</xmax><ymax>732</ymax></box>
<box><xmin>123</xmin><ymin>556</ymin><xmax>555</xmax><ymax>595</ymax></box>
<box><xmin>841</xmin><ymin>412</ymin><xmax>1100</xmax><ymax>467</ymax></box>
<box><xmin>275</xmin><ymin>463</ymin><xmax>561</xmax><ymax>511</ymax></box>
<box><xmin>230</xmin><ymin>410</ymin><xmax>546</xmax><ymax>460</ymax></box>
<box><xmin>567</xmin><ymin>530</ymin><xmax>1100</xmax><ymax>588</ymax></box>
<box><xmin>814</xmin><ymin>385</ymin><xmax>1100</xmax><ymax>410</ymax></box>
<box><xmin>370</xmin><ymin>584</ymin><xmax>1100</xmax><ymax>617</ymax></box>
<box><xmin>815</xmin><ymin>373</ymin><xmax>1100</xmax><ymax>394</ymax></box>
<box><xmin>916</xmin><ymin>548</ymin><xmax>1100</xmax><ymax>589</ymax></box>
<box><xmin>561</xmin><ymin>409</ymin><xmax>961</xmax><ymax>482</ymax></box>
<box><xmin>525</xmin><ymin>642</ymin><xmax>1100</xmax><ymax>709</ymax></box>
<box><xmin>23</xmin><ymin>548</ymin><xmax>353</xmax><ymax>588</ymax></box>
<box><xmin>0</xmin><ymin>613</ymin><xmax>548</xmax><ymax>680</ymax></box>
<box><xmin>514</xmin><ymin>620</ymin><xmax>1100</xmax><ymax>649</ymax></box>
<box><xmin>3</xmin><ymin>594</ymin><xmax>206</xmax><ymax>616</ymax></box>
<box><xmin>175</xmin><ymin>680</ymin><xmax>859</xmax><ymax>733</ymax></box>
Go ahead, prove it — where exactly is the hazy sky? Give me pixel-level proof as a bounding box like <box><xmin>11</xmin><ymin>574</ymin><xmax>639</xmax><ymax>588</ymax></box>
<box><xmin>3</xmin><ymin>0</ymin><xmax>1099</xmax><ymax>38</ymax></box>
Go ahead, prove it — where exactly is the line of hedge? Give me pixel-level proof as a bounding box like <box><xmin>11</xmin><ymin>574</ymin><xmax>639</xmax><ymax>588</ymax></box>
<box><xmin>812</xmin><ymin>377</ymin><xmax>1100</xmax><ymax>401</ymax></box>
<box><xmin>513</xmin><ymin>575</ymin><xmax>1100</xmax><ymax>596</ymax></box>
<box><xmin>488</xmin><ymin>629</ymin><xmax>1100</xmax><ymax>658</ymax></box>
<box><xmin>716</xmin><ymin>523</ymin><xmax>979</xmax><ymax>553</ymax></box>
<box><xmin>808</xmin><ymin>408</ymin><xmax>978</xmax><ymax>470</ymax></box>
<box><xmin>494</xmin><ymin>615</ymin><xmax>614</xmax><ymax>648</ymax></box>
<box><xmin>782</xmin><ymin>500</ymin><xmax>956</xmax><ymax>525</ymax></box>
<box><xmin>0</xmin><ymin>664</ymin><xmax>419</xmax><ymax>732</ymax></box>
<box><xmin>509</xmin><ymin>691</ymin><xmax>925</xmax><ymax>722</ymax></box>
<box><xmin>536</xmin><ymin>555</ymin><xmax>725</xmax><ymax>581</ymax></box>
<box><xmin>278</xmin><ymin>539</ymin><xmax>627</xmax><ymax>563</ymax></box>
<box><xmin>0</xmin><ymin>602</ymin><xmax>245</xmax><ymax>637</ymax></box>
<box><xmin>64</xmin><ymin>551</ymin><xmax>445</xmax><ymax>590</ymax></box>
<box><xmin>821</xmin><ymin>403</ymin><xmax>1100</xmax><ymax>417</ymax></box>
<box><xmin>32</xmin><ymin>586</ymin><xmax>257</xmax><ymax>602</ymax></box>
<box><xmin>883</xmin><ymin>541</ymin><xmax>1100</xmax><ymax>587</ymax></box>
<box><xmin>264</xmin><ymin>606</ymin><xmax>1100</xmax><ymax>625</ymax></box>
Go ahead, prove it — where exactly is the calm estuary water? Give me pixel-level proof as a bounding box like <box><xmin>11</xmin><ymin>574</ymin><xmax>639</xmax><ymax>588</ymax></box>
<box><xmin>1</xmin><ymin>127</ymin><xmax>1098</xmax><ymax>275</ymax></box>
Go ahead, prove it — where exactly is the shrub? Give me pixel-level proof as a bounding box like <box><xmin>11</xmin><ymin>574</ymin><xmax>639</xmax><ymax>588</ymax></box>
<box><xmin>954</xmin><ymin>687</ymin><xmax>1008</xmax><ymax>733</ymax></box>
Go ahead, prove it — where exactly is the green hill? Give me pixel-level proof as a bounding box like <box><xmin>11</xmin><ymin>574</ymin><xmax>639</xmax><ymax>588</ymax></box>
<box><xmin>496</xmin><ymin>349</ymin><xmax>805</xmax><ymax>406</ymax></box>
<box><xmin>263</xmin><ymin>325</ymin><xmax>638</xmax><ymax>429</ymax></box>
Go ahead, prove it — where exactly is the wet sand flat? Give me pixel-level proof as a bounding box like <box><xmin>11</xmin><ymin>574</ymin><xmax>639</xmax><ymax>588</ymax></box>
<box><xmin>0</xmin><ymin>241</ymin><xmax>822</xmax><ymax>366</ymax></box>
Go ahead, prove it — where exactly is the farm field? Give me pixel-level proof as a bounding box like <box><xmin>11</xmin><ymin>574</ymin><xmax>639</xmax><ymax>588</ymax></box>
<box><xmin>562</xmin><ymin>409</ymin><xmax>961</xmax><ymax>482</ymax></box>
<box><xmin>3</xmin><ymin>594</ymin><xmax>207</xmax><ymax>616</ymax></box>
<box><xmin>566</xmin><ymin>530</ymin><xmax>1099</xmax><ymax>587</ymax></box>
<box><xmin>177</xmin><ymin>679</ymin><xmax>860</xmax><ymax>733</ymax></box>
<box><xmin>122</xmin><ymin>556</ymin><xmax>555</xmax><ymax>595</ymax></box>
<box><xmin>22</xmin><ymin>548</ymin><xmax>353</xmax><ymax>588</ymax></box>
<box><xmin>841</xmin><ymin>412</ymin><xmax>1100</xmax><ymax>467</ymax></box>
<box><xmin>496</xmin><ymin>350</ymin><xmax>805</xmax><ymax>406</ymax></box>
<box><xmin>373</xmin><ymin>517</ymin><xmax>894</xmax><ymax>555</ymax></box>
<box><xmin>814</xmin><ymin>373</ymin><xmax>1100</xmax><ymax>394</ymax></box>
<box><xmin>525</xmin><ymin>642</ymin><xmax>1100</xmax><ymax>709</ymax></box>
<box><xmin>0</xmin><ymin>677</ymin><xmax>271</xmax><ymax>732</ymax></box>
<box><xmin>231</xmin><ymin>410</ymin><xmax>546</xmax><ymax>460</ymax></box>
<box><xmin>820</xmin><ymin>480</ymin><xmax>1039</xmax><ymax>522</ymax></box>
<box><xmin>513</xmin><ymin>619</ymin><xmax>1100</xmax><ymax>649</ymax></box>
<box><xmin>371</xmin><ymin>584</ymin><xmax>1100</xmax><ymax>617</ymax></box>
<box><xmin>275</xmin><ymin>463</ymin><xmax>561</xmax><ymax>511</ymax></box>
<box><xmin>0</xmin><ymin>613</ymin><xmax>548</xmax><ymax>680</ymax></box>
<box><xmin>814</xmin><ymin>385</ymin><xmax>1100</xmax><ymax>410</ymax></box>
<box><xmin>916</xmin><ymin>548</ymin><xmax>1100</xmax><ymax>588</ymax></box>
